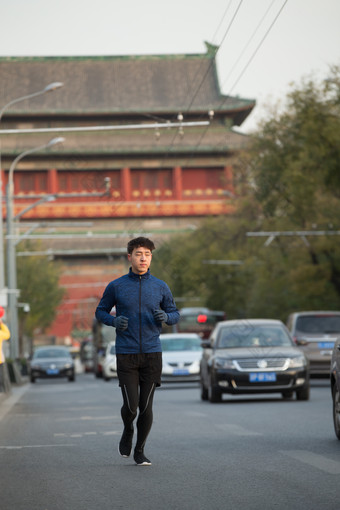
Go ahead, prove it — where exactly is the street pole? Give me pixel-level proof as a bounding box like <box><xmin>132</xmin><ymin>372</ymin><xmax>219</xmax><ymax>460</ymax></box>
<box><xmin>0</xmin><ymin>82</ymin><xmax>64</xmax><ymax>305</ymax></box>
<box><xmin>6</xmin><ymin>137</ymin><xmax>65</xmax><ymax>359</ymax></box>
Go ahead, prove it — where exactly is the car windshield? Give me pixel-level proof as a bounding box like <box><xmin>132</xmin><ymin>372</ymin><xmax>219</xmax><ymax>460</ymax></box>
<box><xmin>295</xmin><ymin>315</ymin><xmax>340</xmax><ymax>334</ymax></box>
<box><xmin>216</xmin><ymin>325</ymin><xmax>293</xmax><ymax>349</ymax></box>
<box><xmin>161</xmin><ymin>336</ymin><xmax>202</xmax><ymax>352</ymax></box>
<box><xmin>33</xmin><ymin>348</ymin><xmax>71</xmax><ymax>359</ymax></box>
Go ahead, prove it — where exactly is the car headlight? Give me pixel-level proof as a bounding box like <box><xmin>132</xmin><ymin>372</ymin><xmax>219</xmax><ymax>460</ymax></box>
<box><xmin>287</xmin><ymin>356</ymin><xmax>306</xmax><ymax>368</ymax></box>
<box><xmin>214</xmin><ymin>357</ymin><xmax>235</xmax><ymax>369</ymax></box>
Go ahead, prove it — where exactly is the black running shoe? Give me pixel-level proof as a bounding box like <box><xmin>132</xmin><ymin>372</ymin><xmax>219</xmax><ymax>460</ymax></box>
<box><xmin>134</xmin><ymin>449</ymin><xmax>152</xmax><ymax>466</ymax></box>
<box><xmin>118</xmin><ymin>428</ymin><xmax>134</xmax><ymax>457</ymax></box>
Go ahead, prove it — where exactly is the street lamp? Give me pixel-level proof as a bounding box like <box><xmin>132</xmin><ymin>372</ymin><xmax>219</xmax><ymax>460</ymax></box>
<box><xmin>0</xmin><ymin>82</ymin><xmax>64</xmax><ymax>297</ymax></box>
<box><xmin>6</xmin><ymin>137</ymin><xmax>65</xmax><ymax>359</ymax></box>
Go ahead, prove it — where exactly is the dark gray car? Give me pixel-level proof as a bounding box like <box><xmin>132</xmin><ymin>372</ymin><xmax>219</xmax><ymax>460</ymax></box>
<box><xmin>29</xmin><ymin>346</ymin><xmax>75</xmax><ymax>383</ymax></box>
<box><xmin>287</xmin><ymin>311</ymin><xmax>340</xmax><ymax>375</ymax></box>
<box><xmin>200</xmin><ymin>319</ymin><xmax>310</xmax><ymax>403</ymax></box>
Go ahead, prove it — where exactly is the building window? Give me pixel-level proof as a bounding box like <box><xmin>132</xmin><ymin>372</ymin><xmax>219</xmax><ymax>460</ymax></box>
<box><xmin>58</xmin><ymin>171</ymin><xmax>120</xmax><ymax>195</ymax></box>
<box><xmin>131</xmin><ymin>169</ymin><xmax>172</xmax><ymax>199</ymax></box>
<box><xmin>182</xmin><ymin>168</ymin><xmax>225</xmax><ymax>198</ymax></box>
<box><xmin>15</xmin><ymin>171</ymin><xmax>48</xmax><ymax>194</ymax></box>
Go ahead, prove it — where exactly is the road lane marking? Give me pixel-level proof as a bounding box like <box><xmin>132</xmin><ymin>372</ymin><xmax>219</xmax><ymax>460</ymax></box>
<box><xmin>53</xmin><ymin>431</ymin><xmax>120</xmax><ymax>437</ymax></box>
<box><xmin>0</xmin><ymin>444</ymin><xmax>76</xmax><ymax>450</ymax></box>
<box><xmin>280</xmin><ymin>450</ymin><xmax>340</xmax><ymax>475</ymax></box>
<box><xmin>56</xmin><ymin>415</ymin><xmax>115</xmax><ymax>421</ymax></box>
<box><xmin>216</xmin><ymin>424</ymin><xmax>262</xmax><ymax>436</ymax></box>
<box><xmin>185</xmin><ymin>411</ymin><xmax>208</xmax><ymax>417</ymax></box>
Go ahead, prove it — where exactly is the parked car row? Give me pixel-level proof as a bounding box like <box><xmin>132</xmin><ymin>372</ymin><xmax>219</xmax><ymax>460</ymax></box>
<box><xmin>27</xmin><ymin>309</ymin><xmax>340</xmax><ymax>441</ymax></box>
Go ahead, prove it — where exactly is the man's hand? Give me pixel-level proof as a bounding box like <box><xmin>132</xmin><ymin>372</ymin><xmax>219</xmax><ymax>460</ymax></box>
<box><xmin>115</xmin><ymin>316</ymin><xmax>129</xmax><ymax>331</ymax></box>
<box><xmin>153</xmin><ymin>309</ymin><xmax>168</xmax><ymax>323</ymax></box>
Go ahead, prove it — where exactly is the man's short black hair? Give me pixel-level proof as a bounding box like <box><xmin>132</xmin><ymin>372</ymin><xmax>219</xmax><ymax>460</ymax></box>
<box><xmin>127</xmin><ymin>237</ymin><xmax>155</xmax><ymax>254</ymax></box>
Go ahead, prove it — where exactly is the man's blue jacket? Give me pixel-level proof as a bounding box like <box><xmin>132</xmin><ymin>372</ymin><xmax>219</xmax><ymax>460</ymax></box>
<box><xmin>95</xmin><ymin>268</ymin><xmax>180</xmax><ymax>354</ymax></box>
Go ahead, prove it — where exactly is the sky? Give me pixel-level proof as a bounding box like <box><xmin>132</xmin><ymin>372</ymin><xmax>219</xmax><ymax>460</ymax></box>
<box><xmin>0</xmin><ymin>0</ymin><xmax>339</xmax><ymax>133</ymax></box>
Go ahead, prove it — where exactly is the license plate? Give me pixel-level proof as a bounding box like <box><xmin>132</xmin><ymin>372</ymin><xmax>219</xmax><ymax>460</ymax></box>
<box><xmin>173</xmin><ymin>369</ymin><xmax>189</xmax><ymax>376</ymax></box>
<box><xmin>318</xmin><ymin>342</ymin><xmax>334</xmax><ymax>349</ymax></box>
<box><xmin>47</xmin><ymin>368</ymin><xmax>59</xmax><ymax>375</ymax></box>
<box><xmin>249</xmin><ymin>372</ymin><xmax>276</xmax><ymax>382</ymax></box>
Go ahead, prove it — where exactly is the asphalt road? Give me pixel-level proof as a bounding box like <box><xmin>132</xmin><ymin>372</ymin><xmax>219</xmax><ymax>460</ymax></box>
<box><xmin>0</xmin><ymin>374</ymin><xmax>338</xmax><ymax>510</ymax></box>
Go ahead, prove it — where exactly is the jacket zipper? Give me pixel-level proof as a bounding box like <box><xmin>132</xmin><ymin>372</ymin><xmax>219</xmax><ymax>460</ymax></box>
<box><xmin>139</xmin><ymin>275</ymin><xmax>142</xmax><ymax>352</ymax></box>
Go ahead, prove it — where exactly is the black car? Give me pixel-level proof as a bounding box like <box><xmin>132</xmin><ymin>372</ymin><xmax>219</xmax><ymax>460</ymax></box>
<box><xmin>330</xmin><ymin>339</ymin><xmax>340</xmax><ymax>439</ymax></box>
<box><xmin>200</xmin><ymin>319</ymin><xmax>310</xmax><ymax>403</ymax></box>
<box><xmin>29</xmin><ymin>346</ymin><xmax>75</xmax><ymax>383</ymax></box>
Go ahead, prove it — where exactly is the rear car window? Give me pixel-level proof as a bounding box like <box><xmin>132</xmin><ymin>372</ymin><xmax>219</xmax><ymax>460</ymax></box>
<box><xmin>295</xmin><ymin>315</ymin><xmax>340</xmax><ymax>334</ymax></box>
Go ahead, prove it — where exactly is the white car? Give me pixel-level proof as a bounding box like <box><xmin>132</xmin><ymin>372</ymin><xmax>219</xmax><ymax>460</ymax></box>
<box><xmin>160</xmin><ymin>333</ymin><xmax>203</xmax><ymax>383</ymax></box>
<box><xmin>102</xmin><ymin>342</ymin><xmax>117</xmax><ymax>381</ymax></box>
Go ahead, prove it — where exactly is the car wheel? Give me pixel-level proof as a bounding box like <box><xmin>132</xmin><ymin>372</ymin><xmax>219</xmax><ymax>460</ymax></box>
<box><xmin>200</xmin><ymin>378</ymin><xmax>208</xmax><ymax>400</ymax></box>
<box><xmin>332</xmin><ymin>384</ymin><xmax>340</xmax><ymax>440</ymax></box>
<box><xmin>296</xmin><ymin>385</ymin><xmax>310</xmax><ymax>401</ymax></box>
<box><xmin>68</xmin><ymin>373</ymin><xmax>75</xmax><ymax>382</ymax></box>
<box><xmin>282</xmin><ymin>391</ymin><xmax>293</xmax><ymax>399</ymax></box>
<box><xmin>208</xmin><ymin>379</ymin><xmax>222</xmax><ymax>403</ymax></box>
<box><xmin>30</xmin><ymin>375</ymin><xmax>35</xmax><ymax>383</ymax></box>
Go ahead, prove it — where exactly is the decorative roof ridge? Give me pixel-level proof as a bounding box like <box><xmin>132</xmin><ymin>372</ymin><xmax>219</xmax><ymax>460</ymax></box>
<box><xmin>0</xmin><ymin>43</ymin><xmax>219</xmax><ymax>63</ymax></box>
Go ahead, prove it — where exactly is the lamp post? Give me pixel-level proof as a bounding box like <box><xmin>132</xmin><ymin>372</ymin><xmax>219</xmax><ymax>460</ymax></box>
<box><xmin>0</xmin><ymin>82</ymin><xmax>64</xmax><ymax>297</ymax></box>
<box><xmin>6</xmin><ymin>137</ymin><xmax>65</xmax><ymax>359</ymax></box>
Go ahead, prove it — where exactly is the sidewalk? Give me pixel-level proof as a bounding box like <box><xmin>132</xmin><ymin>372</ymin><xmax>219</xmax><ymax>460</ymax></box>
<box><xmin>0</xmin><ymin>382</ymin><xmax>30</xmax><ymax>421</ymax></box>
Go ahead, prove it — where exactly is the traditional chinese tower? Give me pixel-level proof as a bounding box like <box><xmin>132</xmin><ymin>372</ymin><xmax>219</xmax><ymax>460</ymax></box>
<box><xmin>0</xmin><ymin>42</ymin><xmax>255</xmax><ymax>346</ymax></box>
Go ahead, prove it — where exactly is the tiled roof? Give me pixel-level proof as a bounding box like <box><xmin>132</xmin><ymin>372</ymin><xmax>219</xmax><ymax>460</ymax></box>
<box><xmin>0</xmin><ymin>43</ymin><xmax>255</xmax><ymax>125</ymax></box>
<box><xmin>2</xmin><ymin>123</ymin><xmax>249</xmax><ymax>155</ymax></box>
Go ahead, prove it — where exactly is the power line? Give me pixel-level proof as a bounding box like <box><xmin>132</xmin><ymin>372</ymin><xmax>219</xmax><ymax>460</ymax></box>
<box><xmin>158</xmin><ymin>0</ymin><xmax>245</xmax><ymax>166</ymax></box>
<box><xmin>179</xmin><ymin>0</ymin><xmax>289</xmax><ymax>169</ymax></box>
<box><xmin>210</xmin><ymin>1</ymin><xmax>234</xmax><ymax>44</ymax></box>
<box><xmin>220</xmin><ymin>0</ymin><xmax>289</xmax><ymax>102</ymax></box>
<box><xmin>220</xmin><ymin>0</ymin><xmax>277</xmax><ymax>92</ymax></box>
<box><xmin>186</xmin><ymin>0</ymin><xmax>244</xmax><ymax>112</ymax></box>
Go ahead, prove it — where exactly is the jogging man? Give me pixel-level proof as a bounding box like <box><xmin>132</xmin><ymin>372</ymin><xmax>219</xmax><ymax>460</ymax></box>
<box><xmin>95</xmin><ymin>237</ymin><xmax>180</xmax><ymax>465</ymax></box>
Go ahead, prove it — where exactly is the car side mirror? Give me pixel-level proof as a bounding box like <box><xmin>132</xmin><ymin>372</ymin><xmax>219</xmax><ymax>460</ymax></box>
<box><xmin>201</xmin><ymin>340</ymin><xmax>211</xmax><ymax>349</ymax></box>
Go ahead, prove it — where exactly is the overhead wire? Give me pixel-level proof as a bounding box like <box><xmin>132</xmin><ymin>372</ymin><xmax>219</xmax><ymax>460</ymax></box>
<box><xmin>186</xmin><ymin>0</ymin><xmax>244</xmax><ymax>112</ymax></box>
<box><xmin>158</xmin><ymin>0</ymin><xmax>245</xmax><ymax>167</ymax></box>
<box><xmin>180</xmin><ymin>0</ymin><xmax>290</xmax><ymax>169</ymax></box>
<box><xmin>220</xmin><ymin>0</ymin><xmax>289</xmax><ymax>102</ymax></box>
<box><xmin>220</xmin><ymin>0</ymin><xmax>277</xmax><ymax>93</ymax></box>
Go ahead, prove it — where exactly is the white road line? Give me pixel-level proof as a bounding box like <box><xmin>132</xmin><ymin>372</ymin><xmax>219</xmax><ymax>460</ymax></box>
<box><xmin>215</xmin><ymin>423</ymin><xmax>262</xmax><ymax>436</ymax></box>
<box><xmin>53</xmin><ymin>430</ymin><xmax>120</xmax><ymax>437</ymax></box>
<box><xmin>280</xmin><ymin>450</ymin><xmax>340</xmax><ymax>475</ymax></box>
<box><xmin>56</xmin><ymin>416</ymin><xmax>115</xmax><ymax>421</ymax></box>
<box><xmin>0</xmin><ymin>444</ymin><xmax>76</xmax><ymax>450</ymax></box>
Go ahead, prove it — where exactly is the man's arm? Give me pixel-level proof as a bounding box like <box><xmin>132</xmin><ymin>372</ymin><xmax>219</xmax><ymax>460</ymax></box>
<box><xmin>95</xmin><ymin>282</ymin><xmax>116</xmax><ymax>327</ymax></box>
<box><xmin>160</xmin><ymin>284</ymin><xmax>180</xmax><ymax>325</ymax></box>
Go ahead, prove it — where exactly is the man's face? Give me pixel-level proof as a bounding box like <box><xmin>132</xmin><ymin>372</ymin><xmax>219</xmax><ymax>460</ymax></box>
<box><xmin>128</xmin><ymin>246</ymin><xmax>152</xmax><ymax>275</ymax></box>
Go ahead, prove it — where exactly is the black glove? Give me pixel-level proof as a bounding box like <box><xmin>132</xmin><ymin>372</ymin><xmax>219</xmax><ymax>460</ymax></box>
<box><xmin>115</xmin><ymin>316</ymin><xmax>128</xmax><ymax>331</ymax></box>
<box><xmin>153</xmin><ymin>309</ymin><xmax>168</xmax><ymax>323</ymax></box>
